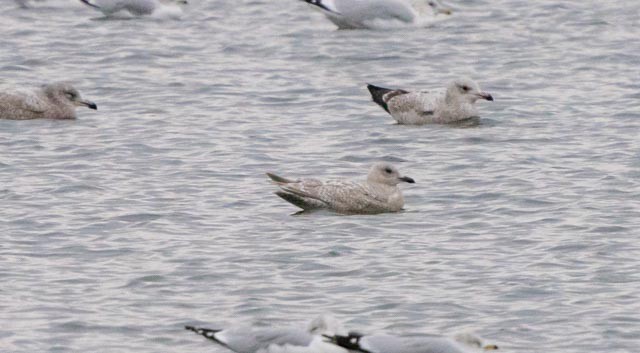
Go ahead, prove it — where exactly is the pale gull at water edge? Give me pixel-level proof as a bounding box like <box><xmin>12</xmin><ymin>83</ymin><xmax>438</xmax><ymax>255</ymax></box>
<box><xmin>267</xmin><ymin>162</ymin><xmax>415</xmax><ymax>214</ymax></box>
<box><xmin>367</xmin><ymin>78</ymin><xmax>493</xmax><ymax>124</ymax></box>
<box><xmin>299</xmin><ymin>0</ymin><xmax>452</xmax><ymax>29</ymax></box>
<box><xmin>185</xmin><ymin>315</ymin><xmax>348</xmax><ymax>353</ymax></box>
<box><xmin>79</xmin><ymin>0</ymin><xmax>187</xmax><ymax>17</ymax></box>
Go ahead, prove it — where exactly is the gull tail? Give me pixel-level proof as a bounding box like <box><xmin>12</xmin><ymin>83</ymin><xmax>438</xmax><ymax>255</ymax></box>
<box><xmin>268</xmin><ymin>173</ymin><xmax>325</xmax><ymax>210</ymax></box>
<box><xmin>300</xmin><ymin>0</ymin><xmax>340</xmax><ymax>14</ymax></box>
<box><xmin>266</xmin><ymin>172</ymin><xmax>296</xmax><ymax>184</ymax></box>
<box><xmin>185</xmin><ymin>326</ymin><xmax>225</xmax><ymax>344</ymax></box>
<box><xmin>367</xmin><ymin>84</ymin><xmax>395</xmax><ymax>113</ymax></box>
<box><xmin>367</xmin><ymin>84</ymin><xmax>409</xmax><ymax>114</ymax></box>
<box><xmin>79</xmin><ymin>0</ymin><xmax>100</xmax><ymax>9</ymax></box>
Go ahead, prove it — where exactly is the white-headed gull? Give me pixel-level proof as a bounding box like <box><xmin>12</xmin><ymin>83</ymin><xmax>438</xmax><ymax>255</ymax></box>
<box><xmin>185</xmin><ymin>315</ymin><xmax>348</xmax><ymax>353</ymax></box>
<box><xmin>299</xmin><ymin>0</ymin><xmax>452</xmax><ymax>29</ymax></box>
<box><xmin>367</xmin><ymin>78</ymin><xmax>494</xmax><ymax>124</ymax></box>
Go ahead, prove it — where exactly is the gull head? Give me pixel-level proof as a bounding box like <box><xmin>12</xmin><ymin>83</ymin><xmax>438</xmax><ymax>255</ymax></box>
<box><xmin>447</xmin><ymin>78</ymin><xmax>493</xmax><ymax>104</ymax></box>
<box><xmin>427</xmin><ymin>0</ymin><xmax>452</xmax><ymax>15</ymax></box>
<box><xmin>453</xmin><ymin>332</ymin><xmax>499</xmax><ymax>351</ymax></box>
<box><xmin>43</xmin><ymin>83</ymin><xmax>97</xmax><ymax>110</ymax></box>
<box><xmin>368</xmin><ymin>163</ymin><xmax>415</xmax><ymax>186</ymax></box>
<box><xmin>307</xmin><ymin>314</ymin><xmax>346</xmax><ymax>336</ymax></box>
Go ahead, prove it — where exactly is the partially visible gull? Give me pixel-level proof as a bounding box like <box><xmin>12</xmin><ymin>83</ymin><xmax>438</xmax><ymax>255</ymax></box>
<box><xmin>185</xmin><ymin>315</ymin><xmax>349</xmax><ymax>353</ymax></box>
<box><xmin>330</xmin><ymin>331</ymin><xmax>499</xmax><ymax>353</ymax></box>
<box><xmin>299</xmin><ymin>0</ymin><xmax>452</xmax><ymax>29</ymax></box>
<box><xmin>367</xmin><ymin>78</ymin><xmax>494</xmax><ymax>124</ymax></box>
<box><xmin>14</xmin><ymin>0</ymin><xmax>46</xmax><ymax>8</ymax></box>
<box><xmin>78</xmin><ymin>0</ymin><xmax>187</xmax><ymax>17</ymax></box>
<box><xmin>0</xmin><ymin>82</ymin><xmax>97</xmax><ymax>120</ymax></box>
<box><xmin>267</xmin><ymin>162</ymin><xmax>415</xmax><ymax>214</ymax></box>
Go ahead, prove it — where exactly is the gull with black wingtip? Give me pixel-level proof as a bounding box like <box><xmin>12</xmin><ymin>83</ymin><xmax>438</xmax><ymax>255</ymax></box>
<box><xmin>185</xmin><ymin>315</ymin><xmax>349</xmax><ymax>353</ymax></box>
<box><xmin>78</xmin><ymin>0</ymin><xmax>187</xmax><ymax>17</ymax></box>
<box><xmin>368</xmin><ymin>78</ymin><xmax>494</xmax><ymax>124</ymax></box>
<box><xmin>298</xmin><ymin>0</ymin><xmax>452</xmax><ymax>29</ymax></box>
<box><xmin>330</xmin><ymin>331</ymin><xmax>499</xmax><ymax>353</ymax></box>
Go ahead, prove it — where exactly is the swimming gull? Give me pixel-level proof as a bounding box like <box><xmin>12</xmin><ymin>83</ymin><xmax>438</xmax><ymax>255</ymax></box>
<box><xmin>367</xmin><ymin>78</ymin><xmax>493</xmax><ymax>124</ymax></box>
<box><xmin>79</xmin><ymin>0</ymin><xmax>187</xmax><ymax>17</ymax></box>
<box><xmin>330</xmin><ymin>331</ymin><xmax>499</xmax><ymax>353</ymax></box>
<box><xmin>0</xmin><ymin>82</ymin><xmax>97</xmax><ymax>120</ymax></box>
<box><xmin>185</xmin><ymin>315</ymin><xmax>349</xmax><ymax>353</ymax></box>
<box><xmin>267</xmin><ymin>162</ymin><xmax>415</xmax><ymax>214</ymax></box>
<box><xmin>299</xmin><ymin>0</ymin><xmax>452</xmax><ymax>29</ymax></box>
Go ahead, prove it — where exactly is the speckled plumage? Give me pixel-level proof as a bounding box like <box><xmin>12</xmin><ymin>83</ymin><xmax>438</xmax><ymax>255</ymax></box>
<box><xmin>267</xmin><ymin>163</ymin><xmax>415</xmax><ymax>214</ymax></box>
<box><xmin>368</xmin><ymin>78</ymin><xmax>493</xmax><ymax>124</ymax></box>
<box><xmin>185</xmin><ymin>315</ymin><xmax>348</xmax><ymax>353</ymax></box>
<box><xmin>0</xmin><ymin>82</ymin><xmax>97</xmax><ymax>120</ymax></box>
<box><xmin>299</xmin><ymin>0</ymin><xmax>451</xmax><ymax>29</ymax></box>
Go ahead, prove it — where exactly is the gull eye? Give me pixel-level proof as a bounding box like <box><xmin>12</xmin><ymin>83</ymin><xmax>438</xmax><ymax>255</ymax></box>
<box><xmin>461</xmin><ymin>85</ymin><xmax>470</xmax><ymax>92</ymax></box>
<box><xmin>384</xmin><ymin>167</ymin><xmax>393</xmax><ymax>174</ymax></box>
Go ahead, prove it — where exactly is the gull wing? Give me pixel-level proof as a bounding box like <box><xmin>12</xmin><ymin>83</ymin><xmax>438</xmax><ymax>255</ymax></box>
<box><xmin>281</xmin><ymin>179</ymin><xmax>389</xmax><ymax>213</ymax></box>
<box><xmin>0</xmin><ymin>92</ymin><xmax>47</xmax><ymax>119</ymax></box>
<box><xmin>386</xmin><ymin>90</ymin><xmax>445</xmax><ymax>124</ymax></box>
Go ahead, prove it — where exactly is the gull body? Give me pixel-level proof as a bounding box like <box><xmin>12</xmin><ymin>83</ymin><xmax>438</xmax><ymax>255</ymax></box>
<box><xmin>332</xmin><ymin>331</ymin><xmax>499</xmax><ymax>353</ymax></box>
<box><xmin>79</xmin><ymin>0</ymin><xmax>187</xmax><ymax>17</ymax></box>
<box><xmin>0</xmin><ymin>83</ymin><xmax>97</xmax><ymax>120</ymax></box>
<box><xmin>367</xmin><ymin>78</ymin><xmax>494</xmax><ymax>124</ymax></box>
<box><xmin>299</xmin><ymin>0</ymin><xmax>452</xmax><ymax>29</ymax></box>
<box><xmin>267</xmin><ymin>163</ymin><xmax>415</xmax><ymax>214</ymax></box>
<box><xmin>185</xmin><ymin>315</ymin><xmax>348</xmax><ymax>353</ymax></box>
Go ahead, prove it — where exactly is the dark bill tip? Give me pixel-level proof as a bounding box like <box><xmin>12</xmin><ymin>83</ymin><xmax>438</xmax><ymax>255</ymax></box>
<box><xmin>400</xmin><ymin>176</ymin><xmax>415</xmax><ymax>184</ymax></box>
<box><xmin>483</xmin><ymin>93</ymin><xmax>494</xmax><ymax>101</ymax></box>
<box><xmin>87</xmin><ymin>102</ymin><xmax>98</xmax><ymax>110</ymax></box>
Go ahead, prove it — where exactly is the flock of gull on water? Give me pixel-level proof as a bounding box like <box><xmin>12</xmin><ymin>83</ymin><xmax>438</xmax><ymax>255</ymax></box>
<box><xmin>4</xmin><ymin>0</ymin><xmax>498</xmax><ymax>352</ymax></box>
<box><xmin>186</xmin><ymin>315</ymin><xmax>499</xmax><ymax>353</ymax></box>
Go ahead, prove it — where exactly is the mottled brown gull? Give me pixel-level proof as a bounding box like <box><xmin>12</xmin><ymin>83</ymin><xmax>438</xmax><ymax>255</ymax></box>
<box><xmin>0</xmin><ymin>82</ymin><xmax>97</xmax><ymax>120</ymax></box>
<box><xmin>299</xmin><ymin>0</ymin><xmax>452</xmax><ymax>30</ymax></box>
<box><xmin>79</xmin><ymin>0</ymin><xmax>187</xmax><ymax>17</ymax></box>
<box><xmin>331</xmin><ymin>331</ymin><xmax>499</xmax><ymax>353</ymax></box>
<box><xmin>267</xmin><ymin>163</ymin><xmax>415</xmax><ymax>214</ymax></box>
<box><xmin>185</xmin><ymin>315</ymin><xmax>348</xmax><ymax>353</ymax></box>
<box><xmin>367</xmin><ymin>78</ymin><xmax>493</xmax><ymax>124</ymax></box>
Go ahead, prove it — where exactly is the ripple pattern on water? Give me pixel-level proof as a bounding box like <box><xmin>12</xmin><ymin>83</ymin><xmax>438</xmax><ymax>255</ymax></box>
<box><xmin>1</xmin><ymin>0</ymin><xmax>640</xmax><ymax>352</ymax></box>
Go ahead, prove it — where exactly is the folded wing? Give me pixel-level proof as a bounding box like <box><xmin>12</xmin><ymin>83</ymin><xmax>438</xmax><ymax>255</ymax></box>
<box><xmin>0</xmin><ymin>92</ymin><xmax>47</xmax><ymax>120</ymax></box>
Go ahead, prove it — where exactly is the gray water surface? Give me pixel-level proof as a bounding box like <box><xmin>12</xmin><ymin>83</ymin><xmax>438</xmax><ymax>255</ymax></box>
<box><xmin>1</xmin><ymin>0</ymin><xmax>639</xmax><ymax>352</ymax></box>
